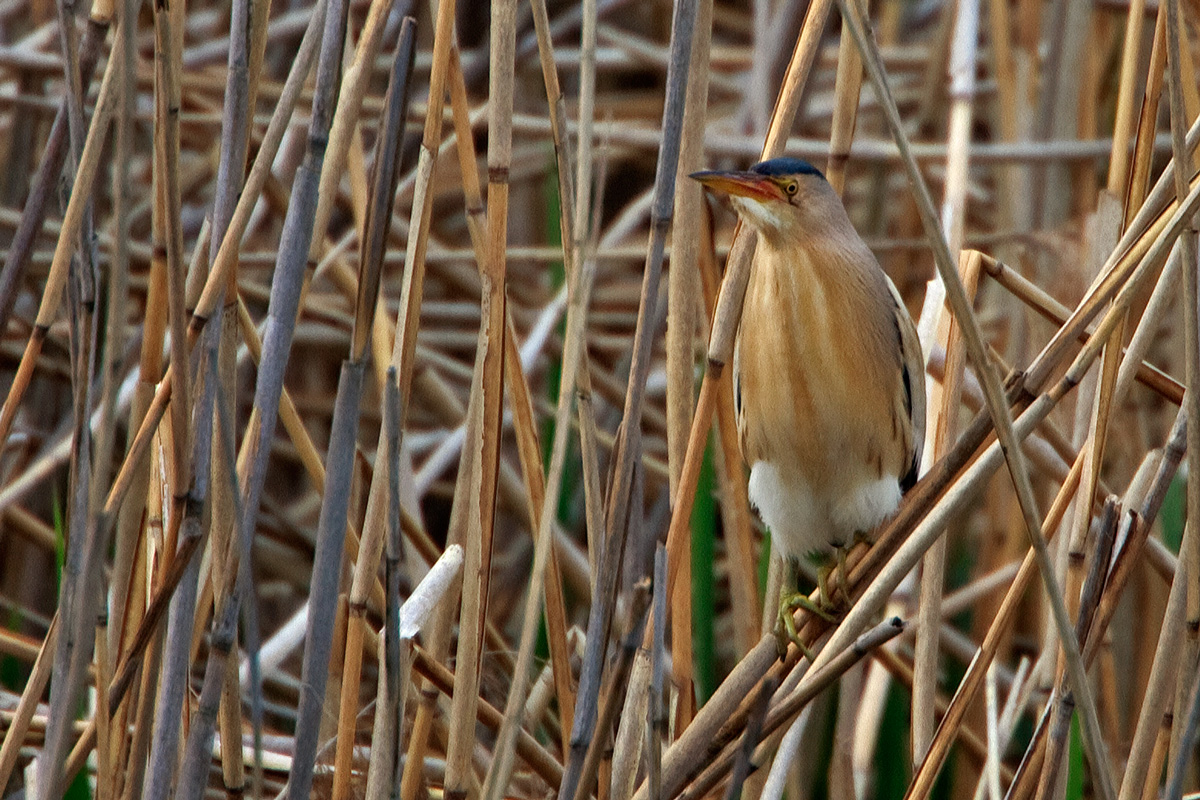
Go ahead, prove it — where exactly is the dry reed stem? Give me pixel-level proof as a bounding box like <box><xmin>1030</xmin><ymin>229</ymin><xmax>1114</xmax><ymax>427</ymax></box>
<box><xmin>443</xmin><ymin>0</ymin><xmax>517</xmax><ymax>792</ymax></box>
<box><xmin>480</xmin><ymin>0</ymin><xmax>580</xmax><ymax>775</ymax></box>
<box><xmin>825</xmin><ymin>5</ymin><xmax>863</xmax><ymax>196</ymax></box>
<box><xmin>842</xmin><ymin>2</ymin><xmax>1124</xmax><ymax>793</ymax></box>
<box><xmin>1163</xmin><ymin>0</ymin><xmax>1200</xmax><ymax>777</ymax></box>
<box><xmin>914</xmin><ymin>0</ymin><xmax>982</xmax><ymax>760</ymax></box>
<box><xmin>665</xmin><ymin>0</ymin><xmax>712</xmax><ymax>732</ymax></box>
<box><xmin>567</xmin><ymin>0</ymin><xmax>698</xmax><ymax>793</ymax></box>
<box><xmin>330</xmin><ymin>20</ymin><xmax>417</xmax><ymax>800</ymax></box>
<box><xmin>696</xmin><ymin>205</ymin><xmax>759</xmax><ymax>656</ymax></box>
<box><xmin>390</xmin><ymin>0</ymin><xmax>463</xmax><ymax>784</ymax></box>
<box><xmin>0</xmin><ymin>44</ymin><xmax>118</xmax><ymax>449</ymax></box>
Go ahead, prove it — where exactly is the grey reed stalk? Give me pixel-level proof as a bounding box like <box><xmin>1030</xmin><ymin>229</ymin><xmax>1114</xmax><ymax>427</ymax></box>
<box><xmin>225</xmin><ymin>0</ymin><xmax>341</xmax><ymax>750</ymax></box>
<box><xmin>560</xmin><ymin>0</ymin><xmax>697</xmax><ymax>796</ymax></box>
<box><xmin>282</xmin><ymin>14</ymin><xmax>387</xmax><ymax>798</ymax></box>
<box><xmin>174</xmin><ymin>357</ymin><xmax>249</xmax><ymax>800</ymax></box>
<box><xmin>283</xmin><ymin>280</ymin><xmax>372</xmax><ymax>800</ymax></box>
<box><xmin>361</xmin><ymin>368</ymin><xmax>403</xmax><ymax>800</ymax></box>
<box><xmin>329</xmin><ymin>19</ymin><xmax>417</xmax><ymax>800</ymax></box>
<box><xmin>144</xmin><ymin>0</ymin><xmax>345</xmax><ymax>793</ymax></box>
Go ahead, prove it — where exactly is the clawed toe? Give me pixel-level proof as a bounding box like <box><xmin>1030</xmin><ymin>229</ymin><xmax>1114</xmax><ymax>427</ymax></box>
<box><xmin>776</xmin><ymin>592</ymin><xmax>836</xmax><ymax>662</ymax></box>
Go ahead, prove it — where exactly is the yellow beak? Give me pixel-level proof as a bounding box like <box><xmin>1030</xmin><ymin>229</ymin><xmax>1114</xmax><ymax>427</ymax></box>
<box><xmin>690</xmin><ymin>170</ymin><xmax>786</xmax><ymax>203</ymax></box>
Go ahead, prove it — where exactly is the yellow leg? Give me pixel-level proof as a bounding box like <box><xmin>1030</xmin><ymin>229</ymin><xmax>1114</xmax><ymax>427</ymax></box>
<box><xmin>835</xmin><ymin>544</ymin><xmax>852</xmax><ymax>607</ymax></box>
<box><xmin>776</xmin><ymin>590</ymin><xmax>836</xmax><ymax>661</ymax></box>
<box><xmin>816</xmin><ymin>547</ymin><xmax>853</xmax><ymax>610</ymax></box>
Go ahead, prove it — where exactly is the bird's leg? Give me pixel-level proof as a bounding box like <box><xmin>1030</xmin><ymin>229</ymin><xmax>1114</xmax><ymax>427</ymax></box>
<box><xmin>813</xmin><ymin>548</ymin><xmax>853</xmax><ymax>613</ymax></box>
<box><xmin>776</xmin><ymin>559</ymin><xmax>836</xmax><ymax>661</ymax></box>
<box><xmin>833</xmin><ymin>544</ymin><xmax>852</xmax><ymax>608</ymax></box>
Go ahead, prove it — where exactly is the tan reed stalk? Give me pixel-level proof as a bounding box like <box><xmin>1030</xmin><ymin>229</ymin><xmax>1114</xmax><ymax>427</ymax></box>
<box><xmin>386</xmin><ymin>4</ymin><xmax>463</xmax><ymax>789</ymax></box>
<box><xmin>665</xmin><ymin>0</ymin><xmax>713</xmax><ymax>731</ymax></box>
<box><xmin>1108</xmin><ymin>0</ymin><xmax>1150</xmax><ymax>196</ymax></box>
<box><xmin>81</xmin><ymin>3</ymin><xmax>131</xmax><ymax>791</ymax></box>
<box><xmin>152</xmin><ymin>0</ymin><xmax>192</xmax><ymax>499</ymax></box>
<box><xmin>914</xmin><ymin>0</ymin><xmax>982</xmax><ymax>765</ymax></box>
<box><xmin>696</xmin><ymin>202</ymin><xmax>759</xmax><ymax>656</ymax></box>
<box><xmin>479</xmin><ymin>2</ymin><xmax>583</xmax><ymax>779</ymax></box>
<box><xmin>825</xmin><ymin>3</ymin><xmax>864</xmax><ymax>195</ymax></box>
<box><xmin>446</xmin><ymin>0</ymin><xmax>578</xmax><ymax>767</ymax></box>
<box><xmin>1162</xmin><ymin>0</ymin><xmax>1200</xmax><ymax>774</ymax></box>
<box><xmin>0</xmin><ymin>48</ymin><xmax>118</xmax><ymax>448</ymax></box>
<box><xmin>578</xmin><ymin>347</ymin><xmax>607</xmax><ymax>581</ymax></box>
<box><xmin>0</xmin><ymin>617</ymin><xmax>57</xmax><ymax>792</ymax></box>
<box><xmin>443</xmin><ymin>0</ymin><xmax>516</xmax><ymax>787</ymax></box>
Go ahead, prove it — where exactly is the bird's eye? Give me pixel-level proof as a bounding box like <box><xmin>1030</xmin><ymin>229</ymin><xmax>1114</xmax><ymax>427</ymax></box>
<box><xmin>784</xmin><ymin>181</ymin><xmax>799</xmax><ymax>197</ymax></box>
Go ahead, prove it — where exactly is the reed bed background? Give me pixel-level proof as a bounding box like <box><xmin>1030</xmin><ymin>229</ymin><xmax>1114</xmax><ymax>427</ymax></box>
<box><xmin>0</xmin><ymin>0</ymin><xmax>1198</xmax><ymax>799</ymax></box>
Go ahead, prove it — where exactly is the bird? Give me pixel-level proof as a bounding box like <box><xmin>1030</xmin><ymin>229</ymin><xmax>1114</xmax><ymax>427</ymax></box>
<box><xmin>691</xmin><ymin>157</ymin><xmax>926</xmax><ymax>654</ymax></box>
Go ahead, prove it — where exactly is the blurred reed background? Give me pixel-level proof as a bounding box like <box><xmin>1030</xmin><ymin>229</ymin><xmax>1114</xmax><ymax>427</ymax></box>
<box><xmin>0</xmin><ymin>0</ymin><xmax>1198</xmax><ymax>799</ymax></box>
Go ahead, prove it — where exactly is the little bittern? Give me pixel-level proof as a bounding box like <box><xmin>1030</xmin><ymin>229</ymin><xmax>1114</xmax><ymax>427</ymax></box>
<box><xmin>692</xmin><ymin>158</ymin><xmax>926</xmax><ymax>651</ymax></box>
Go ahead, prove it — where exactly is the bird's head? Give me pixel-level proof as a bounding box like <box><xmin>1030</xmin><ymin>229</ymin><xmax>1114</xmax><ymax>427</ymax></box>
<box><xmin>690</xmin><ymin>157</ymin><xmax>831</xmax><ymax>242</ymax></box>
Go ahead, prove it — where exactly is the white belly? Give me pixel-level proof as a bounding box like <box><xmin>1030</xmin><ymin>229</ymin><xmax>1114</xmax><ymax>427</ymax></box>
<box><xmin>748</xmin><ymin>459</ymin><xmax>902</xmax><ymax>562</ymax></box>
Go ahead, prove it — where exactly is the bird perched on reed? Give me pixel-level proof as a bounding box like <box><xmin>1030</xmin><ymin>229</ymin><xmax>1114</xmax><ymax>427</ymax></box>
<box><xmin>692</xmin><ymin>157</ymin><xmax>926</xmax><ymax>654</ymax></box>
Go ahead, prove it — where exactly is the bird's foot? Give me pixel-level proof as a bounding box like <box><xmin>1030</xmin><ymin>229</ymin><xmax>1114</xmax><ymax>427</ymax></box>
<box><xmin>775</xmin><ymin>592</ymin><xmax>837</xmax><ymax>661</ymax></box>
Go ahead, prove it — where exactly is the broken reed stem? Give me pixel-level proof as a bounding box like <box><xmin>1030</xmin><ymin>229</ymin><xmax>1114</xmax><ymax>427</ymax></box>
<box><xmin>696</xmin><ymin>199</ymin><xmax>759</xmax><ymax>655</ymax></box>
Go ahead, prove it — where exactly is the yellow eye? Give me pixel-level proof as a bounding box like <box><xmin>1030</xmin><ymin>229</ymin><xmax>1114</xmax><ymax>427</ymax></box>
<box><xmin>784</xmin><ymin>181</ymin><xmax>799</xmax><ymax>197</ymax></box>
